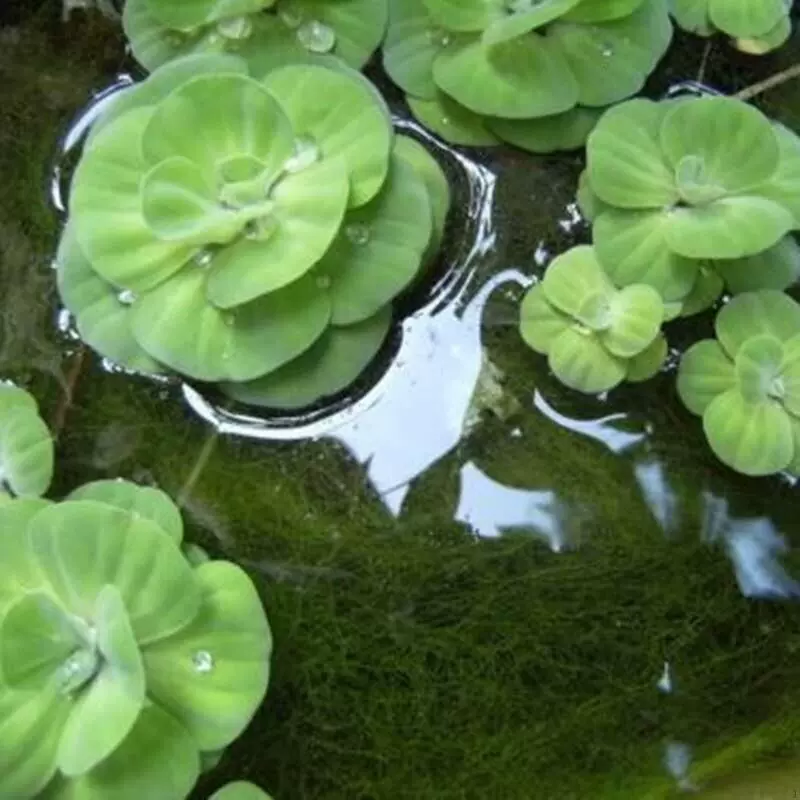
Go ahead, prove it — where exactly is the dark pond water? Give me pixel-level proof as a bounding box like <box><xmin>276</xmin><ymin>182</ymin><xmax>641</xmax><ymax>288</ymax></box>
<box><xmin>3</xmin><ymin>3</ymin><xmax>800</xmax><ymax>797</ymax></box>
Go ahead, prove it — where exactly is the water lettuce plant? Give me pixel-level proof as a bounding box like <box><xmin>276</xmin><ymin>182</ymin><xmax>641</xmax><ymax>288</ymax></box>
<box><xmin>211</xmin><ymin>782</ymin><xmax>273</xmax><ymax>799</ymax></box>
<box><xmin>677</xmin><ymin>291</ymin><xmax>800</xmax><ymax>476</ymax></box>
<box><xmin>123</xmin><ymin>0</ymin><xmax>389</xmax><ymax>75</ymax></box>
<box><xmin>0</xmin><ymin>383</ymin><xmax>53</xmax><ymax>498</ymax></box>
<box><xmin>582</xmin><ymin>96</ymin><xmax>800</xmax><ymax>310</ymax></box>
<box><xmin>519</xmin><ymin>245</ymin><xmax>667</xmax><ymax>393</ymax></box>
<box><xmin>382</xmin><ymin>0</ymin><xmax>672</xmax><ymax>152</ymax></box>
<box><xmin>0</xmin><ymin>477</ymin><xmax>272</xmax><ymax>799</ymax></box>
<box><xmin>670</xmin><ymin>0</ymin><xmax>792</xmax><ymax>54</ymax></box>
<box><xmin>59</xmin><ymin>53</ymin><xmax>448</xmax><ymax>409</ymax></box>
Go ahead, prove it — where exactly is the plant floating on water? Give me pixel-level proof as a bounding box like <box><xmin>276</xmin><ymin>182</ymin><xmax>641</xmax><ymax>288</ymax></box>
<box><xmin>382</xmin><ymin>0</ymin><xmax>673</xmax><ymax>152</ymax></box>
<box><xmin>519</xmin><ymin>245</ymin><xmax>667</xmax><ymax>394</ymax></box>
<box><xmin>581</xmin><ymin>96</ymin><xmax>800</xmax><ymax>313</ymax></box>
<box><xmin>59</xmin><ymin>54</ymin><xmax>449</xmax><ymax>410</ymax></box>
<box><xmin>0</xmin><ymin>384</ymin><xmax>53</xmax><ymax>498</ymax></box>
<box><xmin>211</xmin><ymin>781</ymin><xmax>274</xmax><ymax>799</ymax></box>
<box><xmin>677</xmin><ymin>290</ymin><xmax>800</xmax><ymax>476</ymax></box>
<box><xmin>123</xmin><ymin>0</ymin><xmax>389</xmax><ymax>74</ymax></box>
<box><xmin>670</xmin><ymin>0</ymin><xmax>793</xmax><ymax>54</ymax></box>
<box><xmin>0</xmin><ymin>477</ymin><xmax>272</xmax><ymax>799</ymax></box>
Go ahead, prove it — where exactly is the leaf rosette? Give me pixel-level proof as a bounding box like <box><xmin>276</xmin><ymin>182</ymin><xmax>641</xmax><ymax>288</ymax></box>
<box><xmin>382</xmin><ymin>0</ymin><xmax>672</xmax><ymax>152</ymax></box>
<box><xmin>670</xmin><ymin>0</ymin><xmax>792</xmax><ymax>54</ymax></box>
<box><xmin>677</xmin><ymin>291</ymin><xmax>800</xmax><ymax>477</ymax></box>
<box><xmin>582</xmin><ymin>97</ymin><xmax>800</xmax><ymax>310</ymax></box>
<box><xmin>123</xmin><ymin>0</ymin><xmax>389</xmax><ymax>75</ymax></box>
<box><xmin>519</xmin><ymin>245</ymin><xmax>667</xmax><ymax>393</ymax></box>
<box><xmin>0</xmin><ymin>480</ymin><xmax>271</xmax><ymax>799</ymax></box>
<box><xmin>59</xmin><ymin>54</ymin><xmax>449</xmax><ymax>410</ymax></box>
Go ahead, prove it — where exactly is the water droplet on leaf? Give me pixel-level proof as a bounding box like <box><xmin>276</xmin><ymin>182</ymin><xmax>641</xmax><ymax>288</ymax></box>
<box><xmin>297</xmin><ymin>20</ymin><xmax>336</xmax><ymax>53</ymax></box>
<box><xmin>192</xmin><ymin>650</ymin><xmax>215</xmax><ymax>673</ymax></box>
<box><xmin>279</xmin><ymin>5</ymin><xmax>305</xmax><ymax>28</ymax></box>
<box><xmin>117</xmin><ymin>289</ymin><xmax>136</xmax><ymax>306</ymax></box>
<box><xmin>195</xmin><ymin>250</ymin><xmax>214</xmax><ymax>268</ymax></box>
<box><xmin>217</xmin><ymin>16</ymin><xmax>253</xmax><ymax>40</ymax></box>
<box><xmin>345</xmin><ymin>223</ymin><xmax>370</xmax><ymax>246</ymax></box>
<box><xmin>284</xmin><ymin>135</ymin><xmax>320</xmax><ymax>173</ymax></box>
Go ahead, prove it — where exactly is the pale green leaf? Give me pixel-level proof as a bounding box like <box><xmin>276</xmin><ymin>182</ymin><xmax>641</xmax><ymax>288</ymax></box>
<box><xmin>548</xmin><ymin>328</ymin><xmax>627</xmax><ymax>393</ymax></box>
<box><xmin>0</xmin><ymin>402</ymin><xmax>54</xmax><ymax>498</ymax></box>
<box><xmin>519</xmin><ymin>284</ymin><xmax>571</xmax><ymax>355</ymax></box>
<box><xmin>602</xmin><ymin>284</ymin><xmax>663</xmax><ymax>358</ymax></box>
<box><xmin>383</xmin><ymin>0</ymin><xmax>443</xmax><ymax>98</ymax></box>
<box><xmin>626</xmin><ymin>332</ymin><xmax>668</xmax><ymax>382</ymax></box>
<box><xmin>407</xmin><ymin>91</ymin><xmax>500</xmax><ymax>146</ymax></box>
<box><xmin>482</xmin><ymin>0</ymin><xmax>581</xmax><ymax>46</ymax></box>
<box><xmin>489</xmin><ymin>105</ymin><xmax>602</xmax><ymax>154</ymax></box>
<box><xmin>715</xmin><ymin>290</ymin><xmax>800</xmax><ymax>358</ymax></box>
<box><xmin>714</xmin><ymin>236</ymin><xmax>800</xmax><ymax>294</ymax></box>
<box><xmin>677</xmin><ymin>339</ymin><xmax>736</xmax><ymax>415</ymax></box>
<box><xmin>679</xmin><ymin>265</ymin><xmax>724</xmax><ymax>317</ymax></box>
<box><xmin>734</xmin><ymin>334</ymin><xmax>784</xmax><ymax>404</ymax></box>
<box><xmin>541</xmin><ymin>245</ymin><xmax>613</xmax><ymax>318</ymax></box>
<box><xmin>144</xmin><ymin>0</ymin><xmax>271</xmax><ymax>30</ymax></box>
<box><xmin>211</xmin><ymin>781</ymin><xmax>274</xmax><ymax>800</ymax></box>
<box><xmin>422</xmin><ymin>0</ymin><xmax>503</xmax><ymax>31</ymax></box>
<box><xmin>708</xmin><ymin>0</ymin><xmax>787</xmax><ymax>38</ymax></box>
<box><xmin>758</xmin><ymin>124</ymin><xmax>800</xmax><ymax>227</ymax></box>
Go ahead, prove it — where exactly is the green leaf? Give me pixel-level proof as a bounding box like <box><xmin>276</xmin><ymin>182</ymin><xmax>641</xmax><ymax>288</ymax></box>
<box><xmin>43</xmin><ymin>705</ymin><xmax>200</xmax><ymax>800</ymax></box>
<box><xmin>593</xmin><ymin>208</ymin><xmax>699</xmax><ymax>301</ymax></box>
<box><xmin>780</xmin><ymin>334</ymin><xmax>800</xmax><ymax>416</ymax></box>
<box><xmin>205</xmin><ymin>156</ymin><xmax>350</xmax><ymax>308</ymax></box>
<box><xmin>563</xmin><ymin>0</ymin><xmax>646</xmax><ymax>23</ymax></box>
<box><xmin>142</xmin><ymin>561</ymin><xmax>271</xmax><ymax>752</ymax></box>
<box><xmin>703</xmin><ymin>389</ymin><xmax>792</xmax><ymax>476</ymax></box>
<box><xmin>626</xmin><ymin>332</ymin><xmax>668</xmax><ymax>382</ymax></box>
<box><xmin>0</xmin><ymin>679</ymin><xmax>71</xmax><ymax>798</ymax></box>
<box><xmin>320</xmin><ymin>154</ymin><xmax>432</xmax><ymax>325</ymax></box>
<box><xmin>602</xmin><ymin>284</ymin><xmax>663</xmax><ymax>358</ymax></box>
<box><xmin>549</xmin><ymin>0</ymin><xmax>673</xmax><ymax>107</ymax></box>
<box><xmin>27</xmin><ymin>500</ymin><xmax>201</xmax><ymax>646</ymax></box>
<box><xmin>222</xmin><ymin>307</ymin><xmax>392</xmax><ymax>409</ymax></box>
<box><xmin>0</xmin><ymin>400</ymin><xmax>53</xmax><ymax>498</ymax></box>
<box><xmin>142</xmin><ymin>74</ymin><xmax>294</xmax><ymax>181</ymax></box>
<box><xmin>0</xmin><ymin>592</ymin><xmax>81</xmax><ymax>690</ymax></box>
<box><xmin>576</xmin><ymin>169</ymin><xmax>611</xmax><ymax>222</ymax></box>
<box><xmin>482</xmin><ymin>0</ymin><xmax>582</xmax><ymax>46</ymax></box>
<box><xmin>663</xmin><ymin>196</ymin><xmax>793</xmax><ymax>260</ymax></box>
<box><xmin>548</xmin><ymin>328</ymin><xmax>627</xmax><ymax>393</ymax></box>
<box><xmin>736</xmin><ymin>14</ymin><xmax>791</xmax><ymax>54</ymax></box>
<box><xmin>88</xmin><ymin>53</ymin><xmax>249</xmax><ymax>147</ymax></box>
<box><xmin>433</xmin><ymin>33</ymin><xmax>578</xmax><ymax>119</ymax></box>
<box><xmin>708</xmin><ymin>0</ymin><xmax>787</xmax><ymax>38</ymax></box>
<box><xmin>393</xmin><ymin>135</ymin><xmax>451</xmax><ymax>253</ymax></box>
<box><xmin>670</xmin><ymin>0</ymin><xmax>713</xmax><ymax>35</ymax></box>
<box><xmin>70</xmin><ymin>107</ymin><xmax>196</xmax><ymax>293</ymax></box>
<box><xmin>489</xmin><ymin>105</ymin><xmax>602</xmax><ymax>154</ymax></box>
<box><xmin>541</xmin><ymin>245</ymin><xmax>613</xmax><ymax>318</ymax></box>
<box><xmin>55</xmin><ymin>224</ymin><xmax>165</xmax><ymax>375</ymax></box>
<box><xmin>519</xmin><ymin>284</ymin><xmax>571</xmax><ymax>354</ymax></box>
<box><xmin>714</xmin><ymin>236</ymin><xmax>800</xmax><ymax>294</ymax></box>
<box><xmin>131</xmin><ymin>268</ymin><xmax>331</xmax><ymax>383</ymax></box>
<box><xmin>67</xmin><ymin>480</ymin><xmax>183</xmax><ymax>546</ymax></box>
<box><xmin>57</xmin><ymin>586</ymin><xmax>146</xmax><ymax>777</ymax></box>
<box><xmin>734</xmin><ymin>334</ymin><xmax>785</xmax><ymax>404</ymax></box>
<box><xmin>679</xmin><ymin>265</ymin><xmax>724</xmax><ymax>317</ymax></box>
<box><xmin>677</xmin><ymin>339</ymin><xmax>736</xmax><ymax>415</ymax></box>
<box><xmin>143</xmin><ymin>0</ymin><xmax>271</xmax><ymax>30</ymax></box>
<box><xmin>587</xmin><ymin>99</ymin><xmax>677</xmax><ymax>208</ymax></box>
<box><xmin>123</xmin><ymin>0</ymin><xmax>200</xmax><ymax>73</ymax></box>
<box><xmin>211</xmin><ymin>782</ymin><xmax>274</xmax><ymax>800</ymax></box>
<box><xmin>383</xmin><ymin>0</ymin><xmax>443</xmax><ymax>98</ymax></box>
<box><xmin>659</xmin><ymin>97</ymin><xmax>780</xmax><ymax>193</ymax></box>
<box><xmin>422</xmin><ymin>0</ymin><xmax>503</xmax><ymax>31</ymax></box>
<box><xmin>262</xmin><ymin>63</ymin><xmax>392</xmax><ymax>208</ymax></box>
<box><xmin>141</xmin><ymin>157</ymin><xmax>246</xmax><ymax>245</ymax></box>
<box><xmin>715</xmin><ymin>290</ymin><xmax>800</xmax><ymax>358</ymax></box>
<box><xmin>758</xmin><ymin>124</ymin><xmax>800</xmax><ymax>227</ymax></box>
<box><xmin>407</xmin><ymin>91</ymin><xmax>500</xmax><ymax>146</ymax></box>
<box><xmin>0</xmin><ymin>498</ymin><xmax>51</xmax><ymax>610</ymax></box>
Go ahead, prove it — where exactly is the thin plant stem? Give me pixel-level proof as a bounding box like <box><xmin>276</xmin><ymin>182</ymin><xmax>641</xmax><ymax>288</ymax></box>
<box><xmin>177</xmin><ymin>428</ymin><xmax>220</xmax><ymax>508</ymax></box>
<box><xmin>735</xmin><ymin>63</ymin><xmax>800</xmax><ymax>102</ymax></box>
<box><xmin>696</xmin><ymin>40</ymin><xmax>713</xmax><ymax>84</ymax></box>
<box><xmin>50</xmin><ymin>345</ymin><xmax>86</xmax><ymax>439</ymax></box>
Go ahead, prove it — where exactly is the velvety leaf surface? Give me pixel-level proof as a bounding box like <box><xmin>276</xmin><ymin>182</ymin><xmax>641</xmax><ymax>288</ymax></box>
<box><xmin>407</xmin><ymin>92</ymin><xmax>500</xmax><ymax>146</ymax></box>
<box><xmin>519</xmin><ymin>285</ymin><xmax>572</xmax><ymax>355</ymax></box>
<box><xmin>548</xmin><ymin>328</ymin><xmax>627</xmax><ymax>393</ymax></box>
<box><xmin>0</xmin><ymin>400</ymin><xmax>53</xmax><ymax>497</ymax></box>
<box><xmin>489</xmin><ymin>106</ymin><xmax>602</xmax><ymax>154</ymax></box>
<box><xmin>715</xmin><ymin>290</ymin><xmax>800</xmax><ymax>359</ymax></box>
<box><xmin>677</xmin><ymin>340</ymin><xmax>736</xmax><ymax>415</ymax></box>
<box><xmin>626</xmin><ymin>332</ymin><xmax>667</xmax><ymax>382</ymax></box>
<box><xmin>541</xmin><ymin>246</ymin><xmax>613</xmax><ymax>319</ymax></box>
<box><xmin>714</xmin><ymin>236</ymin><xmax>800</xmax><ymax>294</ymax></box>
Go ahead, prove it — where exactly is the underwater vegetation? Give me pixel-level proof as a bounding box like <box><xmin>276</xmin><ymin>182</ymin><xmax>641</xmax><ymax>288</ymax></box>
<box><xmin>123</xmin><ymin>0</ymin><xmax>389</xmax><ymax>75</ymax></box>
<box><xmin>670</xmin><ymin>0</ymin><xmax>793</xmax><ymax>54</ymax></box>
<box><xmin>57</xmin><ymin>51</ymin><xmax>449</xmax><ymax>409</ymax></box>
<box><xmin>0</xmin><ymin>385</ymin><xmax>272</xmax><ymax>799</ymax></box>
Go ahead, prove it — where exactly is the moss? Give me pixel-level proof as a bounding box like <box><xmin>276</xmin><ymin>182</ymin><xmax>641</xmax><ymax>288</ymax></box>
<box><xmin>3</xmin><ymin>5</ymin><xmax>800</xmax><ymax>799</ymax></box>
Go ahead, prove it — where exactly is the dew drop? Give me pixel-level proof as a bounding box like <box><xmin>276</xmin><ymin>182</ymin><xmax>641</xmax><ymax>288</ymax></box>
<box><xmin>217</xmin><ymin>15</ymin><xmax>253</xmax><ymax>40</ymax></box>
<box><xmin>600</xmin><ymin>43</ymin><xmax>614</xmax><ymax>56</ymax></box>
<box><xmin>427</xmin><ymin>28</ymin><xmax>451</xmax><ymax>47</ymax></box>
<box><xmin>192</xmin><ymin>650</ymin><xmax>215</xmax><ymax>673</ymax></box>
<box><xmin>117</xmin><ymin>289</ymin><xmax>137</xmax><ymax>306</ymax></box>
<box><xmin>345</xmin><ymin>223</ymin><xmax>370</xmax><ymax>246</ymax></box>
<box><xmin>284</xmin><ymin>135</ymin><xmax>320</xmax><ymax>173</ymax></box>
<box><xmin>279</xmin><ymin>5</ymin><xmax>305</xmax><ymax>28</ymax></box>
<box><xmin>297</xmin><ymin>20</ymin><xmax>336</xmax><ymax>53</ymax></box>
<box><xmin>195</xmin><ymin>250</ymin><xmax>214</xmax><ymax>268</ymax></box>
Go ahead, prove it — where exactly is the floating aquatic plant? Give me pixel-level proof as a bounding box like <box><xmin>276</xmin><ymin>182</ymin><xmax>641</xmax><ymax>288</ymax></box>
<box><xmin>382</xmin><ymin>0</ymin><xmax>672</xmax><ymax>152</ymax></box>
<box><xmin>670</xmin><ymin>0</ymin><xmax>792</xmax><ymax>54</ymax></box>
<box><xmin>519</xmin><ymin>245</ymin><xmax>667</xmax><ymax>393</ymax></box>
<box><xmin>0</xmin><ymin>478</ymin><xmax>271</xmax><ymax>798</ymax></box>
<box><xmin>123</xmin><ymin>0</ymin><xmax>389</xmax><ymax>75</ymax></box>
<box><xmin>677</xmin><ymin>290</ymin><xmax>800</xmax><ymax>477</ymax></box>
<box><xmin>582</xmin><ymin>96</ymin><xmax>800</xmax><ymax>310</ymax></box>
<box><xmin>59</xmin><ymin>53</ymin><xmax>448</xmax><ymax>409</ymax></box>
<box><xmin>211</xmin><ymin>782</ymin><xmax>274</xmax><ymax>799</ymax></box>
<box><xmin>0</xmin><ymin>383</ymin><xmax>53</xmax><ymax>498</ymax></box>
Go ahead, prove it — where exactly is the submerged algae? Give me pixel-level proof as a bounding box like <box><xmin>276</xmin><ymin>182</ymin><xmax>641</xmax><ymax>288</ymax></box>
<box><xmin>3</xmin><ymin>3</ymin><xmax>800</xmax><ymax>798</ymax></box>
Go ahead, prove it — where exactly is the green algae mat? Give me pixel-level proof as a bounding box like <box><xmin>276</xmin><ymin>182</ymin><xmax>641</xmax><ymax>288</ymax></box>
<box><xmin>3</xmin><ymin>2</ymin><xmax>800</xmax><ymax>797</ymax></box>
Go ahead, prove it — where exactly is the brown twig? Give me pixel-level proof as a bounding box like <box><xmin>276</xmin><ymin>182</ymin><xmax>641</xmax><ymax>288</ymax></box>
<box><xmin>50</xmin><ymin>345</ymin><xmax>86</xmax><ymax>438</ymax></box>
<box><xmin>735</xmin><ymin>63</ymin><xmax>800</xmax><ymax>102</ymax></box>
